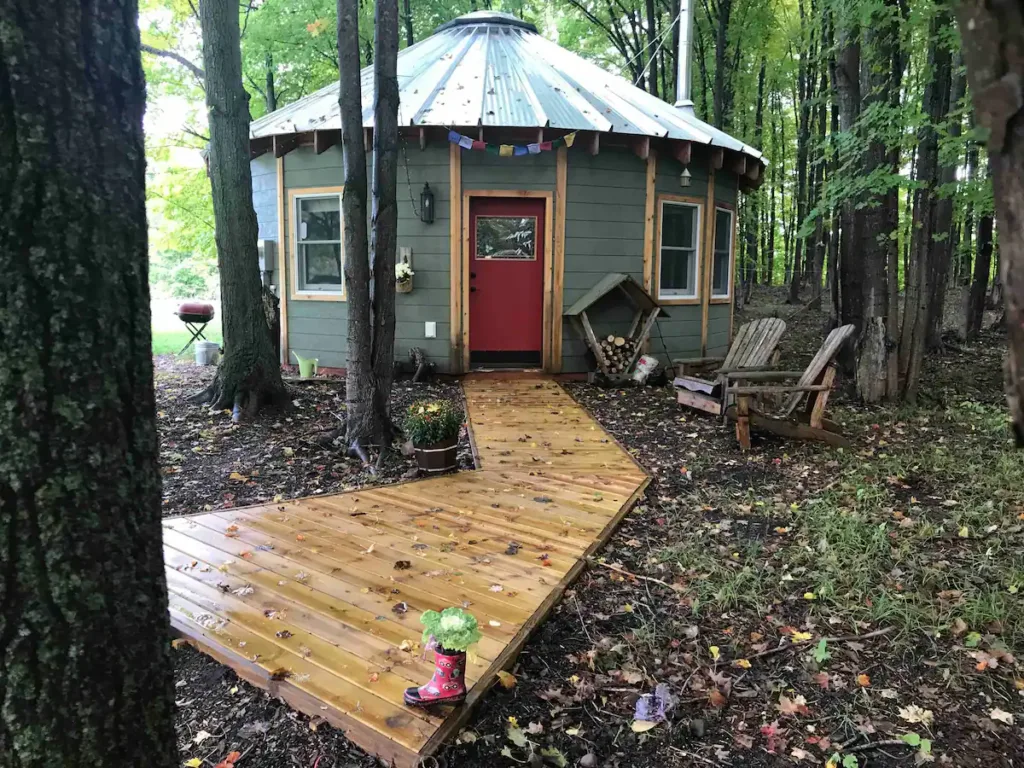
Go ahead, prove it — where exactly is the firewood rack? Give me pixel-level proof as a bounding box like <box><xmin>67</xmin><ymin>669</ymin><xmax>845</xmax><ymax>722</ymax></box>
<box><xmin>563</xmin><ymin>273</ymin><xmax>667</xmax><ymax>378</ymax></box>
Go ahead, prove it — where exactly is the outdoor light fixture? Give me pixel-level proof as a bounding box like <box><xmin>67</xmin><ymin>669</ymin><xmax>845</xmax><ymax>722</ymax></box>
<box><xmin>679</xmin><ymin>166</ymin><xmax>692</xmax><ymax>188</ymax></box>
<box><xmin>420</xmin><ymin>182</ymin><xmax>435</xmax><ymax>224</ymax></box>
<box><xmin>257</xmin><ymin>239</ymin><xmax>276</xmax><ymax>290</ymax></box>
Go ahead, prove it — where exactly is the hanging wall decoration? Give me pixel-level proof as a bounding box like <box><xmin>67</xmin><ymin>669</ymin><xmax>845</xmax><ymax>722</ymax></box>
<box><xmin>447</xmin><ymin>129</ymin><xmax>577</xmax><ymax>156</ymax></box>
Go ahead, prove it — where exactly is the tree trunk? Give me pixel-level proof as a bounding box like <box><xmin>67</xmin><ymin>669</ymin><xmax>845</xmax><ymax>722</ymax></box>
<box><xmin>834</xmin><ymin>10</ymin><xmax>862</xmax><ymax>336</ymax></box>
<box><xmin>788</xmin><ymin>0</ymin><xmax>812</xmax><ymax>304</ymax></box>
<box><xmin>712</xmin><ymin>0</ymin><xmax>733</xmax><ymax>129</ymax></box>
<box><xmin>927</xmin><ymin>55</ymin><xmax>965</xmax><ymax>349</ymax></box>
<box><xmin>958</xmin><ymin>0</ymin><xmax>1024</xmax><ymax>442</ymax></box>
<box><xmin>195</xmin><ymin>0</ymin><xmax>286</xmax><ymax>417</ymax></box>
<box><xmin>339</xmin><ymin>0</ymin><xmax>374</xmax><ymax>448</ymax></box>
<box><xmin>644</xmin><ymin>0</ymin><xmax>659</xmax><ymax>98</ymax></box>
<box><xmin>265</xmin><ymin>52</ymin><xmax>277</xmax><ymax>113</ymax></box>
<box><xmin>856</xmin><ymin>0</ymin><xmax>902</xmax><ymax>403</ymax></box>
<box><xmin>967</xmin><ymin>210</ymin><xmax>994</xmax><ymax>339</ymax></box>
<box><xmin>900</xmin><ymin>7</ymin><xmax>952</xmax><ymax>403</ymax></box>
<box><xmin>368</xmin><ymin>0</ymin><xmax>401</xmax><ymax>449</ymax></box>
<box><xmin>403</xmin><ymin>0</ymin><xmax>414</xmax><ymax>47</ymax></box>
<box><xmin>0</xmin><ymin>1</ymin><xmax>178</xmax><ymax>765</ymax></box>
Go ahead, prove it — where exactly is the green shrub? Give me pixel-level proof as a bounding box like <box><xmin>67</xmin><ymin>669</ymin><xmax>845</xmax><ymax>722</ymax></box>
<box><xmin>403</xmin><ymin>399</ymin><xmax>463</xmax><ymax>446</ymax></box>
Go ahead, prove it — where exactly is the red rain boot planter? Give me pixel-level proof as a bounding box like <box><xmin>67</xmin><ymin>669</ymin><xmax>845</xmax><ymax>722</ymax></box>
<box><xmin>405</xmin><ymin>607</ymin><xmax>481</xmax><ymax>709</ymax></box>
<box><xmin>403</xmin><ymin>647</ymin><xmax>467</xmax><ymax>707</ymax></box>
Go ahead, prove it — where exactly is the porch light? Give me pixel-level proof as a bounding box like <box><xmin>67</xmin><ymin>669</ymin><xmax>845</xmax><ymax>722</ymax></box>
<box><xmin>420</xmin><ymin>182</ymin><xmax>435</xmax><ymax>224</ymax></box>
<box><xmin>679</xmin><ymin>166</ymin><xmax>692</xmax><ymax>188</ymax></box>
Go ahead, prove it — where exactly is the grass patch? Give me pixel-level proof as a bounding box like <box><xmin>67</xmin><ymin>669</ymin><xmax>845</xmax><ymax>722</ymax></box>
<box><xmin>152</xmin><ymin>323</ymin><xmax>222</xmax><ymax>357</ymax></box>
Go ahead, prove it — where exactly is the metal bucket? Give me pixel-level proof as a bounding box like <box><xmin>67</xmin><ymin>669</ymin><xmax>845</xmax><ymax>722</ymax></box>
<box><xmin>194</xmin><ymin>340</ymin><xmax>220</xmax><ymax>366</ymax></box>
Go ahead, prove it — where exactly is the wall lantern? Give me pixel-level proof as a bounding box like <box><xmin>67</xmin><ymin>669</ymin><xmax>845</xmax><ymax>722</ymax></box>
<box><xmin>679</xmin><ymin>166</ymin><xmax>692</xmax><ymax>188</ymax></box>
<box><xmin>420</xmin><ymin>182</ymin><xmax>435</xmax><ymax>224</ymax></box>
<box><xmin>257</xmin><ymin>239</ymin><xmax>277</xmax><ymax>291</ymax></box>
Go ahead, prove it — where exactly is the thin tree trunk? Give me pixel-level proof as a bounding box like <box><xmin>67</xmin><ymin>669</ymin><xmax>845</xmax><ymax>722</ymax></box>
<box><xmin>900</xmin><ymin>7</ymin><xmax>952</xmax><ymax>403</ymax></box>
<box><xmin>967</xmin><ymin>206</ymin><xmax>994</xmax><ymax>339</ymax></box>
<box><xmin>0</xmin><ymin>1</ymin><xmax>178</xmax><ymax>765</ymax></box>
<box><xmin>340</xmin><ymin>0</ymin><xmax>374</xmax><ymax>448</ymax></box>
<box><xmin>789</xmin><ymin>0</ymin><xmax>812</xmax><ymax>304</ymax></box>
<box><xmin>645</xmin><ymin>0</ymin><xmax>659</xmax><ymax>98</ymax></box>
<box><xmin>958</xmin><ymin>0</ymin><xmax>1024</xmax><ymax>442</ymax></box>
<box><xmin>265</xmin><ymin>52</ymin><xmax>277</xmax><ymax>112</ymax></box>
<box><xmin>712</xmin><ymin>0</ymin><xmax>733</xmax><ymax>128</ymax></box>
<box><xmin>195</xmin><ymin>0</ymin><xmax>287</xmax><ymax>416</ymax></box>
<box><xmin>834</xmin><ymin>8</ymin><xmax>862</xmax><ymax>336</ymax></box>
<box><xmin>368</xmin><ymin>0</ymin><xmax>400</xmax><ymax>450</ymax></box>
<box><xmin>403</xmin><ymin>0</ymin><xmax>414</xmax><ymax>47</ymax></box>
<box><xmin>927</xmin><ymin>55</ymin><xmax>965</xmax><ymax>348</ymax></box>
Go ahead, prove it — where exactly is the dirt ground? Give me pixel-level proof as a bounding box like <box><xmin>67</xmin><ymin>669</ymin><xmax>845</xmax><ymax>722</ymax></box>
<box><xmin>166</xmin><ymin>298</ymin><xmax>1023</xmax><ymax>768</ymax></box>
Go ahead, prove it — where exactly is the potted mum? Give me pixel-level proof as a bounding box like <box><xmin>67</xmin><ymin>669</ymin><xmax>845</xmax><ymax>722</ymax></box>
<box><xmin>404</xmin><ymin>607</ymin><xmax>481</xmax><ymax>707</ymax></box>
<box><xmin>403</xmin><ymin>399</ymin><xmax>463</xmax><ymax>473</ymax></box>
<box><xmin>396</xmin><ymin>261</ymin><xmax>414</xmax><ymax>293</ymax></box>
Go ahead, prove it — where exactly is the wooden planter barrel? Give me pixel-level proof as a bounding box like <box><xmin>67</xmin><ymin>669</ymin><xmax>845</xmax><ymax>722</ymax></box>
<box><xmin>414</xmin><ymin>435</ymin><xmax>458</xmax><ymax>473</ymax></box>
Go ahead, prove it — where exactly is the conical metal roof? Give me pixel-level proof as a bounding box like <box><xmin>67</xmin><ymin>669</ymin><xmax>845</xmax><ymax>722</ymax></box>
<box><xmin>249</xmin><ymin>11</ymin><xmax>762</xmax><ymax>161</ymax></box>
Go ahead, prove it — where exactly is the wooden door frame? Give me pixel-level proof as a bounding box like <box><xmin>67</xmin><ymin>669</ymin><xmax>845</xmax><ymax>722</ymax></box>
<box><xmin>458</xmin><ymin>189</ymin><xmax>556</xmax><ymax>372</ymax></box>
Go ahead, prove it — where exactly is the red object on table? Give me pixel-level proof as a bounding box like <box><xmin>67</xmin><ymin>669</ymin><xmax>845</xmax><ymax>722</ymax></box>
<box><xmin>175</xmin><ymin>301</ymin><xmax>215</xmax><ymax>322</ymax></box>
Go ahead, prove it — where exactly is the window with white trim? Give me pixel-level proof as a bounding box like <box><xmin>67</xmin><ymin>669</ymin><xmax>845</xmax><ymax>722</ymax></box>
<box><xmin>658</xmin><ymin>200</ymin><xmax>701</xmax><ymax>300</ymax></box>
<box><xmin>712</xmin><ymin>207</ymin><xmax>734</xmax><ymax>298</ymax></box>
<box><xmin>294</xmin><ymin>193</ymin><xmax>343</xmax><ymax>293</ymax></box>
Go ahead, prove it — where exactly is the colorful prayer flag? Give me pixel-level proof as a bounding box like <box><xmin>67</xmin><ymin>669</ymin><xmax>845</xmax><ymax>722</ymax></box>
<box><xmin>513</xmin><ymin>145</ymin><xmax>528</xmax><ymax>156</ymax></box>
<box><xmin>539</xmin><ymin>141</ymin><xmax>553</xmax><ymax>151</ymax></box>
<box><xmin>499</xmin><ymin>144</ymin><xmax>514</xmax><ymax>157</ymax></box>
<box><xmin>564</xmin><ymin>132</ymin><xmax>577</xmax><ymax>147</ymax></box>
<box><xmin>458</xmin><ymin>135</ymin><xmax>474</xmax><ymax>149</ymax></box>
<box><xmin>448</xmin><ymin>130</ymin><xmax>461</xmax><ymax>144</ymax></box>
<box><xmin>472</xmin><ymin>140</ymin><xmax>486</xmax><ymax>150</ymax></box>
<box><xmin>527</xmin><ymin>143</ymin><xmax>541</xmax><ymax>154</ymax></box>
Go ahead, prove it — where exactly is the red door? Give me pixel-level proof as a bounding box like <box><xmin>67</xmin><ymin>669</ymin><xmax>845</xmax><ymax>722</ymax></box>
<box><xmin>469</xmin><ymin>197</ymin><xmax>546</xmax><ymax>367</ymax></box>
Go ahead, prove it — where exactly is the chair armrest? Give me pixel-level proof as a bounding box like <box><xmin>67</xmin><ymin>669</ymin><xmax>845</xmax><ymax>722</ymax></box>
<box><xmin>722</xmin><ymin>369</ymin><xmax>806</xmax><ymax>381</ymax></box>
<box><xmin>672</xmin><ymin>356</ymin><xmax>726</xmax><ymax>375</ymax></box>
<box><xmin>729</xmin><ymin>384</ymin><xmax>832</xmax><ymax>394</ymax></box>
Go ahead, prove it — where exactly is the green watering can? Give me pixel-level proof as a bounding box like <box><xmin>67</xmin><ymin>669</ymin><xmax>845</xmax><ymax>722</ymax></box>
<box><xmin>292</xmin><ymin>351</ymin><xmax>319</xmax><ymax>378</ymax></box>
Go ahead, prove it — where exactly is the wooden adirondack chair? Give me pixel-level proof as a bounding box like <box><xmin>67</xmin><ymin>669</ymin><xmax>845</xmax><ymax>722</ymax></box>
<box><xmin>724</xmin><ymin>324</ymin><xmax>856</xmax><ymax>451</ymax></box>
<box><xmin>673</xmin><ymin>317</ymin><xmax>787</xmax><ymax>416</ymax></box>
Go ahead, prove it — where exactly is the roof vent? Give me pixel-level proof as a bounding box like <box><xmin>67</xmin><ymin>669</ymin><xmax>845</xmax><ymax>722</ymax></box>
<box><xmin>435</xmin><ymin>11</ymin><xmax>538</xmax><ymax>34</ymax></box>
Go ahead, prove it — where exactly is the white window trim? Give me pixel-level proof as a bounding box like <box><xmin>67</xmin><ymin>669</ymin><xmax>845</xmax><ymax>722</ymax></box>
<box><xmin>712</xmin><ymin>205</ymin><xmax>735</xmax><ymax>300</ymax></box>
<box><xmin>293</xmin><ymin>191</ymin><xmax>344</xmax><ymax>297</ymax></box>
<box><xmin>657</xmin><ymin>199</ymin><xmax>703</xmax><ymax>301</ymax></box>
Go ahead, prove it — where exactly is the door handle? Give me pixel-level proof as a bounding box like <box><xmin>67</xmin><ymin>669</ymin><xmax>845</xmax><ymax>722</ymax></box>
<box><xmin>470</xmin><ymin>286</ymin><xmax>477</xmax><ymax>292</ymax></box>
<box><xmin>470</xmin><ymin>272</ymin><xmax>477</xmax><ymax>278</ymax></box>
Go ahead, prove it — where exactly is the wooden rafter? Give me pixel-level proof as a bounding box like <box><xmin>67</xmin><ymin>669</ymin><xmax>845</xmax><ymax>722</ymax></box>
<box><xmin>273</xmin><ymin>134</ymin><xmax>298</xmax><ymax>158</ymax></box>
<box><xmin>671</xmin><ymin>140</ymin><xmax>691</xmax><ymax>166</ymax></box>
<box><xmin>313</xmin><ymin>130</ymin><xmax>340</xmax><ymax>154</ymax></box>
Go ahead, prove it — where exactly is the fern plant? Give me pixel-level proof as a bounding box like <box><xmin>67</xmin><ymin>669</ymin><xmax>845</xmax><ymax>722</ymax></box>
<box><xmin>420</xmin><ymin>607</ymin><xmax>481</xmax><ymax>652</ymax></box>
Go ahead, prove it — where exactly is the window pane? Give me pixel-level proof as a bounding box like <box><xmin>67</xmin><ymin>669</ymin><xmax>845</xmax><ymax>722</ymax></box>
<box><xmin>713</xmin><ymin>209</ymin><xmax>732</xmax><ymax>296</ymax></box>
<box><xmin>476</xmin><ymin>216</ymin><xmax>536</xmax><ymax>259</ymax></box>
<box><xmin>301</xmin><ymin>243</ymin><xmax>342</xmax><ymax>287</ymax></box>
<box><xmin>715</xmin><ymin>209</ymin><xmax>732</xmax><ymax>252</ymax></box>
<box><xmin>661</xmin><ymin>203</ymin><xmax>696</xmax><ymax>248</ymax></box>
<box><xmin>300</xmin><ymin>197</ymin><xmax>341</xmax><ymax>241</ymax></box>
<box><xmin>660</xmin><ymin>248</ymin><xmax>695</xmax><ymax>295</ymax></box>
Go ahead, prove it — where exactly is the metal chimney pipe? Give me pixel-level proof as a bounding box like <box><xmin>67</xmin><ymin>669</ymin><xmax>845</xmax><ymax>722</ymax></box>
<box><xmin>674</xmin><ymin>0</ymin><xmax>695</xmax><ymax>114</ymax></box>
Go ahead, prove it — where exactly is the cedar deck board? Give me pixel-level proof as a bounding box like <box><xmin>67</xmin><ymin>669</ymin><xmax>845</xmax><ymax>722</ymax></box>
<box><xmin>164</xmin><ymin>376</ymin><xmax>649</xmax><ymax>768</ymax></box>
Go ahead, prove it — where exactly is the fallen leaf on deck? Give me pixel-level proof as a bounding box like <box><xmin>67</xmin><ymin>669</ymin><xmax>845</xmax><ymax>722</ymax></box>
<box><xmin>228</xmin><ymin>472</ymin><xmax>247</xmax><ymax>482</ymax></box>
<box><xmin>214</xmin><ymin>751</ymin><xmax>242</xmax><ymax>768</ymax></box>
<box><xmin>778</xmin><ymin>694</ymin><xmax>810</xmax><ymax>716</ymax></box>
<box><xmin>394</xmin><ymin>560</ymin><xmax>412</xmax><ymax>570</ymax></box>
<box><xmin>856</xmin><ymin>673</ymin><xmax>871</xmax><ymax>687</ymax></box>
<box><xmin>193</xmin><ymin>730</ymin><xmax>214</xmax><ymax>745</ymax></box>
<box><xmin>184</xmin><ymin>759</ymin><xmax>202</xmax><ymax>768</ymax></box>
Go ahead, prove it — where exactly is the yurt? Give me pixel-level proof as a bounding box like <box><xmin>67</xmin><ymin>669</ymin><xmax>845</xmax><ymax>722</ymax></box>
<box><xmin>248</xmin><ymin>9</ymin><xmax>764</xmax><ymax>374</ymax></box>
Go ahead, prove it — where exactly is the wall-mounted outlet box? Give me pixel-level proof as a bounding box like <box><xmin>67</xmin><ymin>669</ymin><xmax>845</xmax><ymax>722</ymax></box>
<box><xmin>425</xmin><ymin>321</ymin><xmax>437</xmax><ymax>338</ymax></box>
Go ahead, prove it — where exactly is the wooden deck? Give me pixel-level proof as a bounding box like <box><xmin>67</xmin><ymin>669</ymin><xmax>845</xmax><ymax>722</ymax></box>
<box><xmin>164</xmin><ymin>376</ymin><xmax>649</xmax><ymax>767</ymax></box>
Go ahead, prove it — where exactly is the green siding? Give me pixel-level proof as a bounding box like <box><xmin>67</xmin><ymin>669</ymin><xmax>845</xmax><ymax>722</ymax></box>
<box><xmin>251</xmin><ymin>141</ymin><xmax>741</xmax><ymax>373</ymax></box>
<box><xmin>280</xmin><ymin>145</ymin><xmax>453</xmax><ymax>370</ymax></box>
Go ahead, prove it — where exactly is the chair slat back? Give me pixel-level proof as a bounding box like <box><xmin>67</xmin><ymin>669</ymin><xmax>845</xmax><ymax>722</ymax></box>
<box><xmin>782</xmin><ymin>324</ymin><xmax>856</xmax><ymax>416</ymax></box>
<box><xmin>721</xmin><ymin>317</ymin><xmax>787</xmax><ymax>373</ymax></box>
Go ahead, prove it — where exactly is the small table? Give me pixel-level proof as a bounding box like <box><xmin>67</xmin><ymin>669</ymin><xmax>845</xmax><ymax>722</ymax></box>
<box><xmin>174</xmin><ymin>302</ymin><xmax>216</xmax><ymax>355</ymax></box>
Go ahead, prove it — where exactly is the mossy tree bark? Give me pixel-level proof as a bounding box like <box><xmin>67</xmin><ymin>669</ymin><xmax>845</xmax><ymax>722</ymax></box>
<box><xmin>194</xmin><ymin>0</ymin><xmax>286</xmax><ymax>417</ymax></box>
<box><xmin>958</xmin><ymin>0</ymin><xmax>1024</xmax><ymax>444</ymax></box>
<box><xmin>0</xmin><ymin>1</ymin><xmax>178</xmax><ymax>765</ymax></box>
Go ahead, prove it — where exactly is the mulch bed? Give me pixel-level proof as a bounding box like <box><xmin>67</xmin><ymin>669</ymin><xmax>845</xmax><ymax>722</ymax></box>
<box><xmin>166</xmin><ymin>311</ymin><xmax>1023</xmax><ymax>768</ymax></box>
<box><xmin>156</xmin><ymin>357</ymin><xmax>474</xmax><ymax>519</ymax></box>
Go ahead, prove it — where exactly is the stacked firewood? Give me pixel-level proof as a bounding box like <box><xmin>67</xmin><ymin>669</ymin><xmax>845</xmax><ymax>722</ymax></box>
<box><xmin>598</xmin><ymin>335</ymin><xmax>639</xmax><ymax>374</ymax></box>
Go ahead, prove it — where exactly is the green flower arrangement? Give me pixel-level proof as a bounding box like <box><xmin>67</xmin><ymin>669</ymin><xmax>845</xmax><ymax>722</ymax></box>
<box><xmin>420</xmin><ymin>607</ymin><xmax>481</xmax><ymax>652</ymax></box>
<box><xmin>403</xmin><ymin>399</ymin><xmax>464</xmax><ymax>447</ymax></box>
